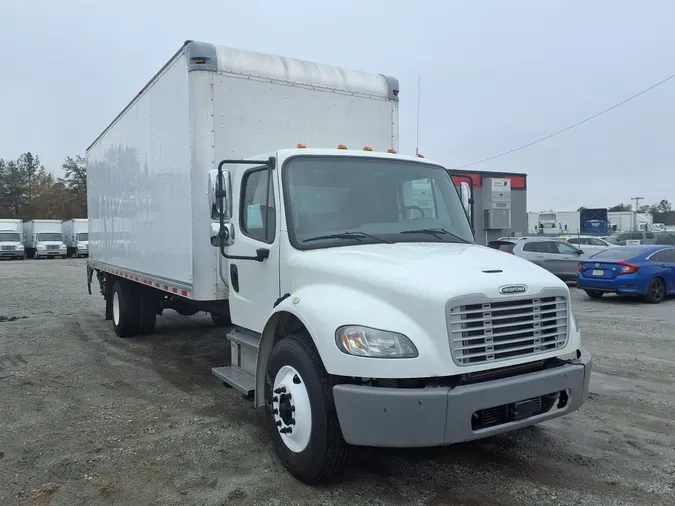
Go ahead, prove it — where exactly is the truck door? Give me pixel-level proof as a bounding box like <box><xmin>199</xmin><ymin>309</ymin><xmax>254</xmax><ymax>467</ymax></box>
<box><xmin>226</xmin><ymin>163</ymin><xmax>281</xmax><ymax>333</ymax></box>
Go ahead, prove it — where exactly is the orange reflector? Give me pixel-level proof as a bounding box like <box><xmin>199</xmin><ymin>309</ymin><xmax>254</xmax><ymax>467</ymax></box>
<box><xmin>193</xmin><ymin>58</ymin><xmax>206</xmax><ymax>64</ymax></box>
<box><xmin>297</xmin><ymin>143</ymin><xmax>307</xmax><ymax>148</ymax></box>
<box><xmin>417</xmin><ymin>153</ymin><xmax>425</xmax><ymax>158</ymax></box>
<box><xmin>363</xmin><ymin>146</ymin><xmax>373</xmax><ymax>151</ymax></box>
<box><xmin>337</xmin><ymin>144</ymin><xmax>347</xmax><ymax>150</ymax></box>
<box><xmin>387</xmin><ymin>149</ymin><xmax>397</xmax><ymax>154</ymax></box>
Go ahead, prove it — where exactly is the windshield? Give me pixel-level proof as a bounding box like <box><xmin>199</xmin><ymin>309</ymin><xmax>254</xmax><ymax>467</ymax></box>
<box><xmin>37</xmin><ymin>233</ymin><xmax>63</xmax><ymax>242</ymax></box>
<box><xmin>78</xmin><ymin>233</ymin><xmax>89</xmax><ymax>241</ymax></box>
<box><xmin>0</xmin><ymin>232</ymin><xmax>20</xmax><ymax>242</ymax></box>
<box><xmin>282</xmin><ymin>156</ymin><xmax>474</xmax><ymax>249</ymax></box>
<box><xmin>590</xmin><ymin>247</ymin><xmax>646</xmax><ymax>261</ymax></box>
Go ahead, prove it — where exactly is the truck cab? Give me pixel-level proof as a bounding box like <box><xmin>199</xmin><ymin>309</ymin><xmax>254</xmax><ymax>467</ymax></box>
<box><xmin>0</xmin><ymin>219</ymin><xmax>25</xmax><ymax>260</ymax></box>
<box><xmin>208</xmin><ymin>146</ymin><xmax>592</xmax><ymax>483</ymax></box>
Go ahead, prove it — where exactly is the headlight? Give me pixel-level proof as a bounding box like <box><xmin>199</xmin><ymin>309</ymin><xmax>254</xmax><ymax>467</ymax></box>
<box><xmin>571</xmin><ymin>311</ymin><xmax>579</xmax><ymax>332</ymax></box>
<box><xmin>78</xmin><ymin>244</ymin><xmax>86</xmax><ymax>249</ymax></box>
<box><xmin>17</xmin><ymin>244</ymin><xmax>24</xmax><ymax>250</ymax></box>
<box><xmin>335</xmin><ymin>325</ymin><xmax>418</xmax><ymax>358</ymax></box>
<box><xmin>37</xmin><ymin>244</ymin><xmax>45</xmax><ymax>250</ymax></box>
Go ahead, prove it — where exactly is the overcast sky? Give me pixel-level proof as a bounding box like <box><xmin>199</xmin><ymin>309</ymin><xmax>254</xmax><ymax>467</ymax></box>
<box><xmin>1</xmin><ymin>0</ymin><xmax>674</xmax><ymax>211</ymax></box>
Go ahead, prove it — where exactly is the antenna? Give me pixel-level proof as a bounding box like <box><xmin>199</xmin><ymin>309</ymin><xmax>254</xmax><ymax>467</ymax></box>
<box><xmin>415</xmin><ymin>75</ymin><xmax>421</xmax><ymax>156</ymax></box>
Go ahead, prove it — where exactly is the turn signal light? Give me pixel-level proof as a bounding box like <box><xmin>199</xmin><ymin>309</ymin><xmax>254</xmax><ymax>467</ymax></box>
<box><xmin>387</xmin><ymin>149</ymin><xmax>397</xmax><ymax>154</ymax></box>
<box><xmin>297</xmin><ymin>143</ymin><xmax>307</xmax><ymax>148</ymax></box>
<box><xmin>577</xmin><ymin>262</ymin><xmax>583</xmax><ymax>272</ymax></box>
<box><xmin>337</xmin><ymin>144</ymin><xmax>347</xmax><ymax>150</ymax></box>
<box><xmin>417</xmin><ymin>153</ymin><xmax>424</xmax><ymax>158</ymax></box>
<box><xmin>363</xmin><ymin>146</ymin><xmax>373</xmax><ymax>151</ymax></box>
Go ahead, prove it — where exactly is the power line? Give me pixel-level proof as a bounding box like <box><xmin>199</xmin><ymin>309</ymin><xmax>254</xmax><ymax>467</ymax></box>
<box><xmin>455</xmin><ymin>72</ymin><xmax>675</xmax><ymax>169</ymax></box>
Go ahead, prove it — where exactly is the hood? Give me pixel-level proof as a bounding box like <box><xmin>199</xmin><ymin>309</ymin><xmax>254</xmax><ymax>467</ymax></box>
<box><xmin>290</xmin><ymin>242</ymin><xmax>567</xmax><ymax>301</ymax></box>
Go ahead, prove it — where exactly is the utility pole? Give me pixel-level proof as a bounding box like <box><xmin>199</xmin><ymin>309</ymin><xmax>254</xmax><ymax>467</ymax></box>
<box><xmin>631</xmin><ymin>196</ymin><xmax>644</xmax><ymax>231</ymax></box>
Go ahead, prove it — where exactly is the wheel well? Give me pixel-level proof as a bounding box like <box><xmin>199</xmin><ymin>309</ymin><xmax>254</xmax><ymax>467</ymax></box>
<box><xmin>254</xmin><ymin>311</ymin><xmax>317</xmax><ymax>408</ymax></box>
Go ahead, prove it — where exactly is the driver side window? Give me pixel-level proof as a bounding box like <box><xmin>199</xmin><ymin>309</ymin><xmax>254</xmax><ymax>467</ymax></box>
<box><xmin>401</xmin><ymin>178</ymin><xmax>437</xmax><ymax>219</ymax></box>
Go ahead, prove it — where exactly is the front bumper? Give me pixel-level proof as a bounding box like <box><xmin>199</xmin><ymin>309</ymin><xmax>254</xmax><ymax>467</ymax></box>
<box><xmin>333</xmin><ymin>349</ymin><xmax>592</xmax><ymax>447</ymax></box>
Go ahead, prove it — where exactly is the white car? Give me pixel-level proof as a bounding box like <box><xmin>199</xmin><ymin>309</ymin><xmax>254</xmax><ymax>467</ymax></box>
<box><xmin>559</xmin><ymin>235</ymin><xmax>615</xmax><ymax>252</ymax></box>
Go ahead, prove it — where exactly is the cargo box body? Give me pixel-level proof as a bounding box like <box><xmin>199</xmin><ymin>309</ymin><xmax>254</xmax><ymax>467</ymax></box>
<box><xmin>86</xmin><ymin>40</ymin><xmax>399</xmax><ymax>301</ymax></box>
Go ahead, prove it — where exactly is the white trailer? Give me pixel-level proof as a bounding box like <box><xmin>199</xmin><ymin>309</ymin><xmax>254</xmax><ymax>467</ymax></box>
<box><xmin>86</xmin><ymin>40</ymin><xmax>591</xmax><ymax>484</ymax></box>
<box><xmin>0</xmin><ymin>219</ymin><xmax>26</xmax><ymax>260</ymax></box>
<box><xmin>62</xmin><ymin>219</ymin><xmax>89</xmax><ymax>257</ymax></box>
<box><xmin>23</xmin><ymin>220</ymin><xmax>67</xmax><ymax>259</ymax></box>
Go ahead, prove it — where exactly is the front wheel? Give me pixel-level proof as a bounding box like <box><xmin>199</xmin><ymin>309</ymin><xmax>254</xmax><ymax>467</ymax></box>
<box><xmin>265</xmin><ymin>335</ymin><xmax>350</xmax><ymax>484</ymax></box>
<box><xmin>645</xmin><ymin>278</ymin><xmax>666</xmax><ymax>304</ymax></box>
<box><xmin>584</xmin><ymin>289</ymin><xmax>604</xmax><ymax>299</ymax></box>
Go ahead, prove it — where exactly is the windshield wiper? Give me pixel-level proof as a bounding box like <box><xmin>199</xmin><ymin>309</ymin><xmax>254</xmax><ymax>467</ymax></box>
<box><xmin>302</xmin><ymin>231</ymin><xmax>392</xmax><ymax>244</ymax></box>
<box><xmin>399</xmin><ymin>228</ymin><xmax>470</xmax><ymax>243</ymax></box>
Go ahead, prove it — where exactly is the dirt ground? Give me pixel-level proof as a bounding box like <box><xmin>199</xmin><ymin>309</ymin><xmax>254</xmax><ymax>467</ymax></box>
<box><xmin>0</xmin><ymin>258</ymin><xmax>673</xmax><ymax>506</ymax></box>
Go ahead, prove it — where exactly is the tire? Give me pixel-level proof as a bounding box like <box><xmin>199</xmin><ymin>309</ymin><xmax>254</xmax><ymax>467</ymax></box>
<box><xmin>265</xmin><ymin>335</ymin><xmax>351</xmax><ymax>484</ymax></box>
<box><xmin>584</xmin><ymin>290</ymin><xmax>604</xmax><ymax>299</ymax></box>
<box><xmin>111</xmin><ymin>280</ymin><xmax>140</xmax><ymax>337</ymax></box>
<box><xmin>137</xmin><ymin>290</ymin><xmax>158</xmax><ymax>335</ymax></box>
<box><xmin>210</xmin><ymin>306</ymin><xmax>231</xmax><ymax>327</ymax></box>
<box><xmin>645</xmin><ymin>278</ymin><xmax>666</xmax><ymax>304</ymax></box>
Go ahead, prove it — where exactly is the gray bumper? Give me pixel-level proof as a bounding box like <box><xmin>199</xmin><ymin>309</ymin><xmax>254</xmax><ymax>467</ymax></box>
<box><xmin>333</xmin><ymin>349</ymin><xmax>592</xmax><ymax>447</ymax></box>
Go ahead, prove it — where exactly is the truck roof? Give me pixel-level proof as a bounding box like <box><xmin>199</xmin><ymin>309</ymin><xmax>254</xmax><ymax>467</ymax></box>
<box><xmin>247</xmin><ymin>148</ymin><xmax>443</xmax><ymax>166</ymax></box>
<box><xmin>88</xmin><ymin>40</ymin><xmax>398</xmax><ymax>152</ymax></box>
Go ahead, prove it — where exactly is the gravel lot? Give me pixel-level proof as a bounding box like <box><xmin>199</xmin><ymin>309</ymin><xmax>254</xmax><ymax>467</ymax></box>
<box><xmin>0</xmin><ymin>258</ymin><xmax>673</xmax><ymax>505</ymax></box>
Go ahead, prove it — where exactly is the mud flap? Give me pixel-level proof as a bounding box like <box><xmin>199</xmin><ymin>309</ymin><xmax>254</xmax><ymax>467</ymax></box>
<box><xmin>86</xmin><ymin>263</ymin><xmax>93</xmax><ymax>295</ymax></box>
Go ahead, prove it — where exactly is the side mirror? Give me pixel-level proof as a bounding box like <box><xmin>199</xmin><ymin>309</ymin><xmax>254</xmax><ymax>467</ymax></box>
<box><xmin>459</xmin><ymin>181</ymin><xmax>472</xmax><ymax>221</ymax></box>
<box><xmin>210</xmin><ymin>222</ymin><xmax>234</xmax><ymax>247</ymax></box>
<box><xmin>208</xmin><ymin>169</ymin><xmax>232</xmax><ymax>221</ymax></box>
<box><xmin>577</xmin><ymin>249</ymin><xmax>584</xmax><ymax>255</ymax></box>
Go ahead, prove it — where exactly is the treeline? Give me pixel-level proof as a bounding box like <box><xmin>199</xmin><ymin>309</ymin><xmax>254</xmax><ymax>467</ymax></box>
<box><xmin>0</xmin><ymin>152</ymin><xmax>87</xmax><ymax>220</ymax></box>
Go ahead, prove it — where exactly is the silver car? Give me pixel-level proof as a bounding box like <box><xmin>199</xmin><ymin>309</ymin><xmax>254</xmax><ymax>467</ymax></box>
<box><xmin>488</xmin><ymin>236</ymin><xmax>589</xmax><ymax>282</ymax></box>
<box><xmin>559</xmin><ymin>234</ymin><xmax>615</xmax><ymax>252</ymax></box>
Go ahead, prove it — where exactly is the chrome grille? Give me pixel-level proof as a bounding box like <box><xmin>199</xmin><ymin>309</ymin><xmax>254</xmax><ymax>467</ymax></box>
<box><xmin>447</xmin><ymin>293</ymin><xmax>569</xmax><ymax>366</ymax></box>
<box><xmin>47</xmin><ymin>245</ymin><xmax>60</xmax><ymax>250</ymax></box>
<box><xmin>1</xmin><ymin>245</ymin><xmax>15</xmax><ymax>251</ymax></box>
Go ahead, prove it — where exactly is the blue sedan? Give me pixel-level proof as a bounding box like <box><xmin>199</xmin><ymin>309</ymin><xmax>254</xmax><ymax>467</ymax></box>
<box><xmin>577</xmin><ymin>245</ymin><xmax>675</xmax><ymax>303</ymax></box>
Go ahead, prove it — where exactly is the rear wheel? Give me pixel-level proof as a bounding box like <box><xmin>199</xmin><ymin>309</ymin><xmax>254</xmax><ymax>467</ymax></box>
<box><xmin>645</xmin><ymin>278</ymin><xmax>665</xmax><ymax>304</ymax></box>
<box><xmin>112</xmin><ymin>280</ymin><xmax>140</xmax><ymax>337</ymax></box>
<box><xmin>265</xmin><ymin>335</ymin><xmax>350</xmax><ymax>484</ymax></box>
<box><xmin>138</xmin><ymin>289</ymin><xmax>159</xmax><ymax>335</ymax></box>
<box><xmin>584</xmin><ymin>290</ymin><xmax>604</xmax><ymax>299</ymax></box>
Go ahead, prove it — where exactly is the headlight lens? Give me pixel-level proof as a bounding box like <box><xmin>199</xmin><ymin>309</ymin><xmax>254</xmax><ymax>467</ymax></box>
<box><xmin>37</xmin><ymin>244</ymin><xmax>45</xmax><ymax>249</ymax></box>
<box><xmin>78</xmin><ymin>244</ymin><xmax>86</xmax><ymax>249</ymax></box>
<box><xmin>17</xmin><ymin>244</ymin><xmax>24</xmax><ymax>249</ymax></box>
<box><xmin>335</xmin><ymin>325</ymin><xmax>418</xmax><ymax>358</ymax></box>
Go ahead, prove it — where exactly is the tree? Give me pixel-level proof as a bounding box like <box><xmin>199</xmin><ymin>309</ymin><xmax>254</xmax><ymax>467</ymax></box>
<box><xmin>650</xmin><ymin>199</ymin><xmax>673</xmax><ymax>224</ymax></box>
<box><xmin>60</xmin><ymin>155</ymin><xmax>87</xmax><ymax>215</ymax></box>
<box><xmin>608</xmin><ymin>203</ymin><xmax>632</xmax><ymax>212</ymax></box>
<box><xmin>17</xmin><ymin>152</ymin><xmax>43</xmax><ymax>208</ymax></box>
<box><xmin>0</xmin><ymin>160</ymin><xmax>25</xmax><ymax>217</ymax></box>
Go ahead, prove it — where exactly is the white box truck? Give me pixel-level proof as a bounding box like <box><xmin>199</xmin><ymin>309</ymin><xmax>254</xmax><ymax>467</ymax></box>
<box><xmin>86</xmin><ymin>40</ymin><xmax>592</xmax><ymax>484</ymax></box>
<box><xmin>23</xmin><ymin>219</ymin><xmax>67</xmax><ymax>259</ymax></box>
<box><xmin>0</xmin><ymin>219</ymin><xmax>26</xmax><ymax>260</ymax></box>
<box><xmin>62</xmin><ymin>219</ymin><xmax>89</xmax><ymax>257</ymax></box>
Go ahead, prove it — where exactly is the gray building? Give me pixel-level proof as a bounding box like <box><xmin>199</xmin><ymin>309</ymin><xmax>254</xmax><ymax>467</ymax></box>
<box><xmin>450</xmin><ymin>169</ymin><xmax>528</xmax><ymax>246</ymax></box>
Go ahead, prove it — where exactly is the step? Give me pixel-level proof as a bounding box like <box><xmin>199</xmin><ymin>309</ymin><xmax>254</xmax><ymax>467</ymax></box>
<box><xmin>226</xmin><ymin>328</ymin><xmax>260</xmax><ymax>350</ymax></box>
<box><xmin>212</xmin><ymin>365</ymin><xmax>255</xmax><ymax>396</ymax></box>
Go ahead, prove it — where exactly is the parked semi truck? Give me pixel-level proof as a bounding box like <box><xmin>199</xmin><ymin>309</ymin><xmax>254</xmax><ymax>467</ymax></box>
<box><xmin>23</xmin><ymin>219</ymin><xmax>67</xmax><ymax>259</ymax></box>
<box><xmin>63</xmin><ymin>219</ymin><xmax>89</xmax><ymax>257</ymax></box>
<box><xmin>86</xmin><ymin>40</ymin><xmax>592</xmax><ymax>484</ymax></box>
<box><xmin>0</xmin><ymin>219</ymin><xmax>26</xmax><ymax>260</ymax></box>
